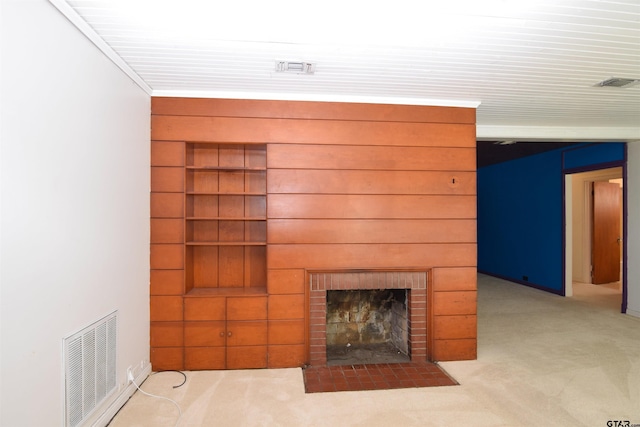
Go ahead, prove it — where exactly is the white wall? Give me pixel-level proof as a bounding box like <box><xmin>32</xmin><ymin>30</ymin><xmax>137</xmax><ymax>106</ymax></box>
<box><xmin>1</xmin><ymin>0</ymin><xmax>150</xmax><ymax>425</ymax></box>
<box><xmin>627</xmin><ymin>142</ymin><xmax>640</xmax><ymax>317</ymax></box>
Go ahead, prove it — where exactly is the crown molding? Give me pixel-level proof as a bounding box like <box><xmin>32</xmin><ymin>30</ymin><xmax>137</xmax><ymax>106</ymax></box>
<box><xmin>477</xmin><ymin>125</ymin><xmax>640</xmax><ymax>142</ymax></box>
<box><xmin>48</xmin><ymin>0</ymin><xmax>153</xmax><ymax>96</ymax></box>
<box><xmin>151</xmin><ymin>90</ymin><xmax>481</xmax><ymax>109</ymax></box>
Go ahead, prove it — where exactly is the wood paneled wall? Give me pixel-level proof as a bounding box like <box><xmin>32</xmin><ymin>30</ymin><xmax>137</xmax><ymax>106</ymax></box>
<box><xmin>150</xmin><ymin>97</ymin><xmax>477</xmax><ymax>370</ymax></box>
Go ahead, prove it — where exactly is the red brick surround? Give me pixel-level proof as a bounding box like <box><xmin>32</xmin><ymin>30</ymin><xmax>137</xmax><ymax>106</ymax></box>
<box><xmin>308</xmin><ymin>270</ymin><xmax>429</xmax><ymax>366</ymax></box>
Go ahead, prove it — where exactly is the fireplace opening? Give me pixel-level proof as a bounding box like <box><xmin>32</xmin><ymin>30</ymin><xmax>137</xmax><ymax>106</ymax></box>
<box><xmin>326</xmin><ymin>289</ymin><xmax>409</xmax><ymax>366</ymax></box>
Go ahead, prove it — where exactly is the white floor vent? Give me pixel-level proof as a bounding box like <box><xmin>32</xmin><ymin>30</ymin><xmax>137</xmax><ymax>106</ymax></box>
<box><xmin>64</xmin><ymin>311</ymin><xmax>117</xmax><ymax>427</ymax></box>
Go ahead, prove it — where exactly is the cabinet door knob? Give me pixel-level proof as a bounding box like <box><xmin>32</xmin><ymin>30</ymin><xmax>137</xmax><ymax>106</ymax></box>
<box><xmin>219</xmin><ymin>332</ymin><xmax>225</xmax><ymax>337</ymax></box>
<box><xmin>227</xmin><ymin>331</ymin><xmax>232</xmax><ymax>337</ymax></box>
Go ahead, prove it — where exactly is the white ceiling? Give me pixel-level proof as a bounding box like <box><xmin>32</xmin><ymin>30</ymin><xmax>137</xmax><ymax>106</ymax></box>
<box><xmin>51</xmin><ymin>0</ymin><xmax>640</xmax><ymax>141</ymax></box>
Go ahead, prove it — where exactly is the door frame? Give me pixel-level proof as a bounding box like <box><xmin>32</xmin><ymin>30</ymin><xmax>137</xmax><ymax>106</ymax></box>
<box><xmin>563</xmin><ymin>161</ymin><xmax>627</xmax><ymax>312</ymax></box>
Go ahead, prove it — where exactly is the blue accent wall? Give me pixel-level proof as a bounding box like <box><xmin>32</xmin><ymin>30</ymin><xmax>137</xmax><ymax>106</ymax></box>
<box><xmin>563</xmin><ymin>143</ymin><xmax>626</xmax><ymax>171</ymax></box>
<box><xmin>478</xmin><ymin>143</ymin><xmax>625</xmax><ymax>294</ymax></box>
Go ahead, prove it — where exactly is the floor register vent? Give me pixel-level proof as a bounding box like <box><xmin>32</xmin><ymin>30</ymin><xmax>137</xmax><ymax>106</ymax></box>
<box><xmin>63</xmin><ymin>311</ymin><xmax>117</xmax><ymax>427</ymax></box>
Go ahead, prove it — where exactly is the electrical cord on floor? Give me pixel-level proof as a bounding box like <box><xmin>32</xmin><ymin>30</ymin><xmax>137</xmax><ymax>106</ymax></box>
<box><xmin>129</xmin><ymin>370</ymin><xmax>183</xmax><ymax>427</ymax></box>
<box><xmin>152</xmin><ymin>370</ymin><xmax>187</xmax><ymax>388</ymax></box>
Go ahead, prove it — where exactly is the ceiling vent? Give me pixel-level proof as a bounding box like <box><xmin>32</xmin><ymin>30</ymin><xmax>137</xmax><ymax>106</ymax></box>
<box><xmin>596</xmin><ymin>77</ymin><xmax>640</xmax><ymax>88</ymax></box>
<box><xmin>275</xmin><ymin>61</ymin><xmax>316</xmax><ymax>75</ymax></box>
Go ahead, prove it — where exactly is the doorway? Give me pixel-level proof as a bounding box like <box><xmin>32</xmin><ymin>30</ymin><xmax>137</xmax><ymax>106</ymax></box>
<box><xmin>564</xmin><ymin>167</ymin><xmax>625</xmax><ymax>311</ymax></box>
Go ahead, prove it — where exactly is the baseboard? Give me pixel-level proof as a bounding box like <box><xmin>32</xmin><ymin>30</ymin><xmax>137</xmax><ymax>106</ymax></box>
<box><xmin>626</xmin><ymin>308</ymin><xmax>640</xmax><ymax>319</ymax></box>
<box><xmin>90</xmin><ymin>363</ymin><xmax>153</xmax><ymax>427</ymax></box>
<box><xmin>478</xmin><ymin>270</ymin><xmax>564</xmax><ymax>296</ymax></box>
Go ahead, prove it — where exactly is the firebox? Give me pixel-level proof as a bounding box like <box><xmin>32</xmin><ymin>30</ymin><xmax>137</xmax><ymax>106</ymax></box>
<box><xmin>308</xmin><ymin>269</ymin><xmax>429</xmax><ymax>366</ymax></box>
<box><xmin>326</xmin><ymin>289</ymin><xmax>409</xmax><ymax>365</ymax></box>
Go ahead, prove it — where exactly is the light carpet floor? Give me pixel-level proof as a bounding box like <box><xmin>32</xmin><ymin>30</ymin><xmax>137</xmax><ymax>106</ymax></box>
<box><xmin>109</xmin><ymin>274</ymin><xmax>640</xmax><ymax>426</ymax></box>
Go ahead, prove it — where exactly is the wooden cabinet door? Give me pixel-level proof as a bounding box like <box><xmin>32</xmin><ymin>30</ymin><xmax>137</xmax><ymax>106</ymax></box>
<box><xmin>225</xmin><ymin>296</ymin><xmax>268</xmax><ymax>368</ymax></box>
<box><xmin>227</xmin><ymin>345</ymin><xmax>268</xmax><ymax>369</ymax></box>
<box><xmin>183</xmin><ymin>297</ymin><xmax>226</xmax><ymax>370</ymax></box>
<box><xmin>184</xmin><ymin>296</ymin><xmax>268</xmax><ymax>369</ymax></box>
<box><xmin>226</xmin><ymin>320</ymin><xmax>268</xmax><ymax>369</ymax></box>
<box><xmin>226</xmin><ymin>321</ymin><xmax>268</xmax><ymax>346</ymax></box>
<box><xmin>185</xmin><ymin>347</ymin><xmax>226</xmax><ymax>370</ymax></box>
<box><xmin>184</xmin><ymin>321</ymin><xmax>226</xmax><ymax>347</ymax></box>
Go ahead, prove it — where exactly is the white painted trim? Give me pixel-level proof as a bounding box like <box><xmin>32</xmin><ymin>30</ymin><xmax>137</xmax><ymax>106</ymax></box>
<box><xmin>565</xmin><ymin>174</ymin><xmax>573</xmax><ymax>297</ymax></box>
<box><xmin>47</xmin><ymin>0</ymin><xmax>153</xmax><ymax>95</ymax></box>
<box><xmin>626</xmin><ymin>309</ymin><xmax>640</xmax><ymax>319</ymax></box>
<box><xmin>151</xmin><ymin>90</ymin><xmax>482</xmax><ymax>109</ymax></box>
<box><xmin>566</xmin><ymin>166</ymin><xmax>627</xmax><ymax>297</ymax></box>
<box><xmin>90</xmin><ymin>363</ymin><xmax>153</xmax><ymax>427</ymax></box>
<box><xmin>582</xmin><ymin>180</ymin><xmax>593</xmax><ymax>284</ymax></box>
<box><xmin>477</xmin><ymin>125</ymin><xmax>640</xmax><ymax>141</ymax></box>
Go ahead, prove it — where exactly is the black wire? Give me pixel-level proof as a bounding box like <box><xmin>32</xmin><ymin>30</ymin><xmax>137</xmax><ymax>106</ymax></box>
<box><xmin>152</xmin><ymin>370</ymin><xmax>187</xmax><ymax>388</ymax></box>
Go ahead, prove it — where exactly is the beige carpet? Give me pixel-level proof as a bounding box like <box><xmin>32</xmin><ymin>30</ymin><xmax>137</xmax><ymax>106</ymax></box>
<box><xmin>109</xmin><ymin>275</ymin><xmax>640</xmax><ymax>426</ymax></box>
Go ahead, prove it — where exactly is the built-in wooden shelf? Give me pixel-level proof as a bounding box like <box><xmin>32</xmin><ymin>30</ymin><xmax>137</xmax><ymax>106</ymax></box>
<box><xmin>184</xmin><ymin>142</ymin><xmax>267</xmax><ymax>293</ymax></box>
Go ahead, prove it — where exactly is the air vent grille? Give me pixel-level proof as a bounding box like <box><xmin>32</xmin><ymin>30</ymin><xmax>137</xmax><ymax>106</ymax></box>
<box><xmin>597</xmin><ymin>77</ymin><xmax>640</xmax><ymax>88</ymax></box>
<box><xmin>275</xmin><ymin>60</ymin><xmax>316</xmax><ymax>74</ymax></box>
<box><xmin>64</xmin><ymin>311</ymin><xmax>117</xmax><ymax>427</ymax></box>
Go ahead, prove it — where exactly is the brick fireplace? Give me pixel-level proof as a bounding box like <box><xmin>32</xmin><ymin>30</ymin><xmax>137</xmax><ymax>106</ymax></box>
<box><xmin>308</xmin><ymin>269</ymin><xmax>429</xmax><ymax>366</ymax></box>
